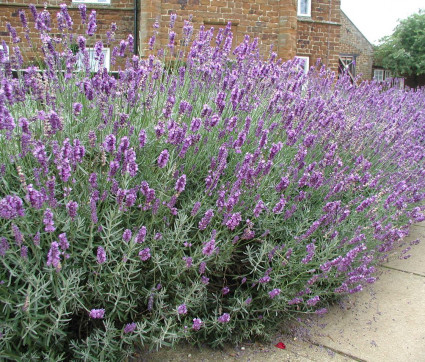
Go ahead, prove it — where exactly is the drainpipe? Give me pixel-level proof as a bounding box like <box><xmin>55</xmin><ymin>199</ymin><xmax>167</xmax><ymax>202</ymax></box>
<box><xmin>134</xmin><ymin>0</ymin><xmax>138</xmax><ymax>54</ymax></box>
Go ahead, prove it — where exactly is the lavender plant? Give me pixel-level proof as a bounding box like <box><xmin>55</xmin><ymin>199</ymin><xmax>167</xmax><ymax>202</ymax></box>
<box><xmin>1</xmin><ymin>6</ymin><xmax>425</xmax><ymax>360</ymax></box>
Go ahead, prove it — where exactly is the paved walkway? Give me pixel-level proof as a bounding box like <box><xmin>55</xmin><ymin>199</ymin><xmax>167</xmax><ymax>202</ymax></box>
<box><xmin>141</xmin><ymin>222</ymin><xmax>425</xmax><ymax>361</ymax></box>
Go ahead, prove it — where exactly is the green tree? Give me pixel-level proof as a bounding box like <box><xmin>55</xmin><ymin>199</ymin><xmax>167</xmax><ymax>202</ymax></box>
<box><xmin>374</xmin><ymin>10</ymin><xmax>425</xmax><ymax>76</ymax></box>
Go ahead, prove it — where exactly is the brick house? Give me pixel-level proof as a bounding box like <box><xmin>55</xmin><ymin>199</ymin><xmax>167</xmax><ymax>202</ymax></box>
<box><xmin>0</xmin><ymin>0</ymin><xmax>374</xmax><ymax>79</ymax></box>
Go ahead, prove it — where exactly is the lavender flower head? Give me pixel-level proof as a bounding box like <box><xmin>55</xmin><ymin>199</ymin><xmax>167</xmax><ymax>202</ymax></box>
<box><xmin>158</xmin><ymin>149</ymin><xmax>170</xmax><ymax>168</ymax></box>
<box><xmin>199</xmin><ymin>209</ymin><xmax>214</xmax><ymax>230</ymax></box>
<box><xmin>268</xmin><ymin>288</ymin><xmax>281</xmax><ymax>299</ymax></box>
<box><xmin>139</xmin><ymin>248</ymin><xmax>151</xmax><ymax>261</ymax></box>
<box><xmin>58</xmin><ymin>233</ymin><xmax>69</xmax><ymax>251</ymax></box>
<box><xmin>217</xmin><ymin>313</ymin><xmax>230</xmax><ymax>323</ymax></box>
<box><xmin>226</xmin><ymin>212</ymin><xmax>242</xmax><ymax>230</ymax></box>
<box><xmin>123</xmin><ymin>322</ymin><xmax>137</xmax><ymax>334</ymax></box>
<box><xmin>89</xmin><ymin>309</ymin><xmax>105</xmax><ymax>319</ymax></box>
<box><xmin>97</xmin><ymin>246</ymin><xmax>107</xmax><ymax>264</ymax></box>
<box><xmin>47</xmin><ymin>241</ymin><xmax>61</xmax><ymax>270</ymax></box>
<box><xmin>175</xmin><ymin>174</ymin><xmax>186</xmax><ymax>193</ymax></box>
<box><xmin>43</xmin><ymin>208</ymin><xmax>55</xmax><ymax>233</ymax></box>
<box><xmin>122</xmin><ymin>229</ymin><xmax>132</xmax><ymax>243</ymax></box>
<box><xmin>192</xmin><ymin>318</ymin><xmax>203</xmax><ymax>330</ymax></box>
<box><xmin>177</xmin><ymin>304</ymin><xmax>188</xmax><ymax>315</ymax></box>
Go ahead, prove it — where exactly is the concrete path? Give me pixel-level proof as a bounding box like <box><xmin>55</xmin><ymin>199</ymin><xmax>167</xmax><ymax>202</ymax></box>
<box><xmin>140</xmin><ymin>222</ymin><xmax>425</xmax><ymax>361</ymax></box>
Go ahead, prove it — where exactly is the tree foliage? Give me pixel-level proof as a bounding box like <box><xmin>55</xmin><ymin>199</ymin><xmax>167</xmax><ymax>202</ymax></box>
<box><xmin>375</xmin><ymin>10</ymin><xmax>425</xmax><ymax>76</ymax></box>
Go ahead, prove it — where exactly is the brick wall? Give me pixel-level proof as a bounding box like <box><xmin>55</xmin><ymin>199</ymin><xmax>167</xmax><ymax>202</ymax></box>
<box><xmin>340</xmin><ymin>11</ymin><xmax>373</xmax><ymax>80</ymax></box>
<box><xmin>139</xmin><ymin>0</ymin><xmax>297</xmax><ymax>61</ymax></box>
<box><xmin>296</xmin><ymin>0</ymin><xmax>341</xmax><ymax>73</ymax></box>
<box><xmin>0</xmin><ymin>1</ymin><xmax>134</xmax><ymax>69</ymax></box>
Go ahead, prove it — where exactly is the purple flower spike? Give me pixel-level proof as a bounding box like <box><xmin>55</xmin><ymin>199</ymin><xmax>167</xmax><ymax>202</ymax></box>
<box><xmin>123</xmin><ymin>229</ymin><xmax>132</xmax><ymax>243</ymax></box>
<box><xmin>218</xmin><ymin>313</ymin><xmax>230</xmax><ymax>323</ymax></box>
<box><xmin>199</xmin><ymin>209</ymin><xmax>214</xmax><ymax>230</ymax></box>
<box><xmin>97</xmin><ymin>246</ymin><xmax>107</xmax><ymax>264</ymax></box>
<box><xmin>135</xmin><ymin>226</ymin><xmax>147</xmax><ymax>243</ymax></box>
<box><xmin>268</xmin><ymin>288</ymin><xmax>281</xmax><ymax>299</ymax></box>
<box><xmin>139</xmin><ymin>248</ymin><xmax>151</xmax><ymax>261</ymax></box>
<box><xmin>158</xmin><ymin>149</ymin><xmax>170</xmax><ymax>168</ymax></box>
<box><xmin>89</xmin><ymin>308</ymin><xmax>105</xmax><ymax>319</ymax></box>
<box><xmin>175</xmin><ymin>174</ymin><xmax>186</xmax><ymax>193</ymax></box>
<box><xmin>43</xmin><ymin>208</ymin><xmax>55</xmax><ymax>233</ymax></box>
<box><xmin>192</xmin><ymin>318</ymin><xmax>203</xmax><ymax>330</ymax></box>
<box><xmin>124</xmin><ymin>322</ymin><xmax>137</xmax><ymax>334</ymax></box>
<box><xmin>226</xmin><ymin>212</ymin><xmax>242</xmax><ymax>230</ymax></box>
<box><xmin>47</xmin><ymin>241</ymin><xmax>61</xmax><ymax>270</ymax></box>
<box><xmin>177</xmin><ymin>304</ymin><xmax>188</xmax><ymax>315</ymax></box>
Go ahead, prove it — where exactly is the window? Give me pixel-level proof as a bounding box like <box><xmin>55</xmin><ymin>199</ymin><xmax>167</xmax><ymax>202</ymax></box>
<box><xmin>0</xmin><ymin>43</ymin><xmax>9</xmax><ymax>61</ymax></box>
<box><xmin>72</xmin><ymin>0</ymin><xmax>111</xmax><ymax>4</ymax></box>
<box><xmin>384</xmin><ymin>70</ymin><xmax>392</xmax><ymax>79</ymax></box>
<box><xmin>373</xmin><ymin>69</ymin><xmax>384</xmax><ymax>82</ymax></box>
<box><xmin>339</xmin><ymin>55</ymin><xmax>356</xmax><ymax>81</ymax></box>
<box><xmin>295</xmin><ymin>56</ymin><xmax>309</xmax><ymax>74</ymax></box>
<box><xmin>298</xmin><ymin>0</ymin><xmax>311</xmax><ymax>17</ymax></box>
<box><xmin>78</xmin><ymin>48</ymin><xmax>110</xmax><ymax>72</ymax></box>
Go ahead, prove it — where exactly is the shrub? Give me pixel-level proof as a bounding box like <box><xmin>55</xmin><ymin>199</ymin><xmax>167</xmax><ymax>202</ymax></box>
<box><xmin>1</xmin><ymin>6</ymin><xmax>425</xmax><ymax>360</ymax></box>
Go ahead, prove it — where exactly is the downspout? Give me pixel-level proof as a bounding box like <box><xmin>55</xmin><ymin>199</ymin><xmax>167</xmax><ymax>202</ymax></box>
<box><xmin>134</xmin><ymin>0</ymin><xmax>138</xmax><ymax>54</ymax></box>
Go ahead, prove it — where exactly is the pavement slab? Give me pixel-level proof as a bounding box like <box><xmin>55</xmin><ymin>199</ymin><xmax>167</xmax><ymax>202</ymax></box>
<box><xmin>308</xmin><ymin>268</ymin><xmax>425</xmax><ymax>361</ymax></box>
<box><xmin>385</xmin><ymin>226</ymin><xmax>425</xmax><ymax>276</ymax></box>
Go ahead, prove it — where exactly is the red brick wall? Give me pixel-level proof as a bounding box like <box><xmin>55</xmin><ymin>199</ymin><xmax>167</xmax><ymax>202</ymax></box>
<box><xmin>0</xmin><ymin>1</ymin><xmax>134</xmax><ymax>69</ymax></box>
<box><xmin>340</xmin><ymin>11</ymin><xmax>373</xmax><ymax>80</ymax></box>
<box><xmin>296</xmin><ymin>0</ymin><xmax>341</xmax><ymax>73</ymax></box>
<box><xmin>139</xmin><ymin>0</ymin><xmax>297</xmax><ymax>61</ymax></box>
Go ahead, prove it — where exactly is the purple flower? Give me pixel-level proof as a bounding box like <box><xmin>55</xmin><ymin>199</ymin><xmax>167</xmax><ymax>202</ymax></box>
<box><xmin>123</xmin><ymin>229</ymin><xmax>132</xmax><ymax>243</ymax></box>
<box><xmin>202</xmin><ymin>239</ymin><xmax>216</xmax><ymax>256</ymax></box>
<box><xmin>87</xmin><ymin>10</ymin><xmax>97</xmax><ymax>36</ymax></box>
<box><xmin>217</xmin><ymin>313</ymin><xmax>230</xmax><ymax>323</ymax></box>
<box><xmin>12</xmin><ymin>224</ymin><xmax>23</xmax><ymax>246</ymax></box>
<box><xmin>177</xmin><ymin>304</ymin><xmax>188</xmax><ymax>315</ymax></box>
<box><xmin>222</xmin><ymin>286</ymin><xmax>230</xmax><ymax>295</ymax></box>
<box><xmin>272</xmin><ymin>196</ymin><xmax>287</xmax><ymax>214</ymax></box>
<box><xmin>307</xmin><ymin>295</ymin><xmax>320</xmax><ymax>306</ymax></box>
<box><xmin>268</xmin><ymin>288</ymin><xmax>281</xmax><ymax>299</ymax></box>
<box><xmin>20</xmin><ymin>245</ymin><xmax>28</xmax><ymax>259</ymax></box>
<box><xmin>66</xmin><ymin>201</ymin><xmax>78</xmax><ymax>220</ymax></box>
<box><xmin>138</xmin><ymin>129</ymin><xmax>147</xmax><ymax>148</ymax></box>
<box><xmin>0</xmin><ymin>195</ymin><xmax>25</xmax><ymax>219</ymax></box>
<box><xmin>226</xmin><ymin>212</ymin><xmax>242</xmax><ymax>230</ymax></box>
<box><xmin>192</xmin><ymin>318</ymin><xmax>203</xmax><ymax>330</ymax></box>
<box><xmin>47</xmin><ymin>242</ymin><xmax>61</xmax><ymax>270</ymax></box>
<box><xmin>175</xmin><ymin>175</ymin><xmax>186</xmax><ymax>193</ymax></box>
<box><xmin>43</xmin><ymin>208</ymin><xmax>55</xmax><ymax>233</ymax></box>
<box><xmin>124</xmin><ymin>322</ymin><xmax>137</xmax><ymax>334</ymax></box>
<box><xmin>89</xmin><ymin>308</ymin><xmax>105</xmax><ymax>319</ymax></box>
<box><xmin>183</xmin><ymin>256</ymin><xmax>193</xmax><ymax>268</ymax></box>
<box><xmin>135</xmin><ymin>226</ymin><xmax>147</xmax><ymax>243</ymax></box>
<box><xmin>158</xmin><ymin>149</ymin><xmax>170</xmax><ymax>168</ymax></box>
<box><xmin>78</xmin><ymin>4</ymin><xmax>87</xmax><ymax>23</ymax></box>
<box><xmin>139</xmin><ymin>248</ymin><xmax>151</xmax><ymax>261</ymax></box>
<box><xmin>201</xmin><ymin>276</ymin><xmax>209</xmax><ymax>285</ymax></box>
<box><xmin>73</xmin><ymin>102</ymin><xmax>83</xmax><ymax>115</ymax></box>
<box><xmin>58</xmin><ymin>233</ymin><xmax>69</xmax><ymax>251</ymax></box>
<box><xmin>199</xmin><ymin>261</ymin><xmax>206</xmax><ymax>274</ymax></box>
<box><xmin>191</xmin><ymin>202</ymin><xmax>201</xmax><ymax>216</ymax></box>
<box><xmin>97</xmin><ymin>246</ymin><xmax>107</xmax><ymax>264</ymax></box>
<box><xmin>0</xmin><ymin>237</ymin><xmax>10</xmax><ymax>256</ymax></box>
<box><xmin>103</xmin><ymin>134</ymin><xmax>116</xmax><ymax>153</ymax></box>
<box><xmin>245</xmin><ymin>297</ymin><xmax>252</xmax><ymax>305</ymax></box>
<box><xmin>199</xmin><ymin>209</ymin><xmax>214</xmax><ymax>230</ymax></box>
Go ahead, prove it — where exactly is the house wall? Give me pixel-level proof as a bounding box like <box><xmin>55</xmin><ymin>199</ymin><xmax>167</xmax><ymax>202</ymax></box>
<box><xmin>340</xmin><ymin>11</ymin><xmax>373</xmax><ymax>80</ymax></box>
<box><xmin>0</xmin><ymin>1</ymin><xmax>134</xmax><ymax>69</ymax></box>
<box><xmin>139</xmin><ymin>0</ymin><xmax>297</xmax><ymax>61</ymax></box>
<box><xmin>296</xmin><ymin>0</ymin><xmax>341</xmax><ymax>73</ymax></box>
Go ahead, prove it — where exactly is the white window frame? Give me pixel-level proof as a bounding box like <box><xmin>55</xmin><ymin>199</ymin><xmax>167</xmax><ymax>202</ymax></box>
<box><xmin>384</xmin><ymin>70</ymin><xmax>392</xmax><ymax>80</ymax></box>
<box><xmin>298</xmin><ymin>0</ymin><xmax>311</xmax><ymax>17</ymax></box>
<box><xmin>373</xmin><ymin>69</ymin><xmax>384</xmax><ymax>82</ymax></box>
<box><xmin>295</xmin><ymin>56</ymin><xmax>310</xmax><ymax>74</ymax></box>
<box><xmin>0</xmin><ymin>43</ymin><xmax>9</xmax><ymax>61</ymax></box>
<box><xmin>72</xmin><ymin>0</ymin><xmax>111</xmax><ymax>4</ymax></box>
<box><xmin>78</xmin><ymin>48</ymin><xmax>110</xmax><ymax>72</ymax></box>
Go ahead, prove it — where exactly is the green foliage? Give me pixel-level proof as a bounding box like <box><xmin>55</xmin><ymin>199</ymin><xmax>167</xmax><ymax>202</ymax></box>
<box><xmin>374</xmin><ymin>9</ymin><xmax>425</xmax><ymax>76</ymax></box>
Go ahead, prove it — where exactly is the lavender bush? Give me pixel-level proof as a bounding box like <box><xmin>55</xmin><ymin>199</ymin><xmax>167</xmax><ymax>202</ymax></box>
<box><xmin>1</xmin><ymin>6</ymin><xmax>425</xmax><ymax>360</ymax></box>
